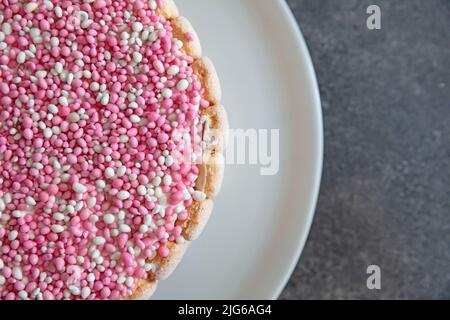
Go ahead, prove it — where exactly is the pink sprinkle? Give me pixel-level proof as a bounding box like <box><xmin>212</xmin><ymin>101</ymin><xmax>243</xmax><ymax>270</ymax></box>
<box><xmin>158</xmin><ymin>246</ymin><xmax>170</xmax><ymax>258</ymax></box>
<box><xmin>23</xmin><ymin>129</ymin><xmax>33</xmax><ymax>140</ymax></box>
<box><xmin>39</xmin><ymin>191</ymin><xmax>49</xmax><ymax>203</ymax></box>
<box><xmin>169</xmin><ymin>191</ymin><xmax>185</xmax><ymax>205</ymax></box>
<box><xmin>55</xmin><ymin>258</ymin><xmax>65</xmax><ymax>271</ymax></box>
<box><xmin>122</xmin><ymin>252</ymin><xmax>134</xmax><ymax>267</ymax></box>
<box><xmin>101</xmin><ymin>287</ymin><xmax>111</xmax><ymax>299</ymax></box>
<box><xmin>93</xmin><ymin>0</ymin><xmax>107</xmax><ymax>9</ymax></box>
<box><xmin>118</xmin><ymin>234</ymin><xmax>128</xmax><ymax>249</ymax></box>
<box><xmin>47</xmin><ymin>184</ymin><xmax>59</xmax><ymax>195</ymax></box>
<box><xmin>39</xmin><ymin>19</ymin><xmax>50</xmax><ymax>31</ymax></box>
<box><xmin>157</xmin><ymin>132</ymin><xmax>169</xmax><ymax>144</ymax></box>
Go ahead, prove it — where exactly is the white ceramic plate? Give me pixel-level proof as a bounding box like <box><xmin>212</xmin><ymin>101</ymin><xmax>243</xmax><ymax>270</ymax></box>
<box><xmin>153</xmin><ymin>0</ymin><xmax>323</xmax><ymax>299</ymax></box>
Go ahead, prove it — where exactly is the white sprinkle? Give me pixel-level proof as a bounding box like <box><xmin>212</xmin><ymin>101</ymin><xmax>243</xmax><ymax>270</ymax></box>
<box><xmin>176</xmin><ymin>79</ymin><xmax>189</xmax><ymax>91</ymax></box>
<box><xmin>54</xmin><ymin>6</ymin><xmax>63</xmax><ymax>18</ymax></box>
<box><xmin>53</xmin><ymin>160</ymin><xmax>61</xmax><ymax>170</ymax></box>
<box><xmin>103</xmin><ymin>214</ymin><xmax>115</xmax><ymax>224</ymax></box>
<box><xmin>54</xmin><ymin>61</ymin><xmax>63</xmax><ymax>74</ymax></box>
<box><xmin>8</xmin><ymin>230</ymin><xmax>18</xmax><ymax>241</ymax></box>
<box><xmin>89</xmin><ymin>81</ymin><xmax>100</xmax><ymax>91</ymax></box>
<box><xmin>13</xmin><ymin>267</ymin><xmax>23</xmax><ymax>280</ymax></box>
<box><xmin>167</xmin><ymin>65</ymin><xmax>179</xmax><ymax>76</ymax></box>
<box><xmin>193</xmin><ymin>190</ymin><xmax>206</xmax><ymax>202</ymax></box>
<box><xmin>50</xmin><ymin>36</ymin><xmax>59</xmax><ymax>47</ymax></box>
<box><xmin>161</xmin><ymin>88</ymin><xmax>173</xmax><ymax>99</ymax></box>
<box><xmin>66</xmin><ymin>72</ymin><xmax>74</xmax><ymax>85</ymax></box>
<box><xmin>2</xmin><ymin>23</ymin><xmax>12</xmax><ymax>35</ymax></box>
<box><xmin>16</xmin><ymin>51</ymin><xmax>26</xmax><ymax>64</ymax></box>
<box><xmin>155</xmin><ymin>187</ymin><xmax>164</xmax><ymax>199</ymax></box>
<box><xmin>117</xmin><ymin>274</ymin><xmax>126</xmax><ymax>284</ymax></box>
<box><xmin>149</xmin><ymin>31</ymin><xmax>158</xmax><ymax>42</ymax></box>
<box><xmin>128</xmin><ymin>101</ymin><xmax>138</xmax><ymax>109</ymax></box>
<box><xmin>43</xmin><ymin>127</ymin><xmax>53</xmax><ymax>139</ymax></box>
<box><xmin>127</xmin><ymin>92</ymin><xmax>136</xmax><ymax>102</ymax></box>
<box><xmin>18</xmin><ymin>290</ymin><xmax>28</xmax><ymax>299</ymax></box>
<box><xmin>144</xmin><ymin>215</ymin><xmax>152</xmax><ymax>226</ymax></box>
<box><xmin>125</xmin><ymin>276</ymin><xmax>134</xmax><ymax>288</ymax></box>
<box><xmin>58</xmin><ymin>96</ymin><xmax>68</xmax><ymax>107</ymax></box>
<box><xmin>35</xmin><ymin>70</ymin><xmax>47</xmax><ymax>79</ymax></box>
<box><xmin>117</xmin><ymin>166</ymin><xmax>127</xmax><ymax>177</ymax></box>
<box><xmin>96</xmin><ymin>179</ymin><xmax>106</xmax><ymax>189</ymax></box>
<box><xmin>87</xmin><ymin>273</ymin><xmax>95</xmax><ymax>282</ymax></box>
<box><xmin>121</xmin><ymin>31</ymin><xmax>130</xmax><ymax>40</ymax></box>
<box><xmin>132</xmin><ymin>51</ymin><xmax>143</xmax><ymax>63</ymax></box>
<box><xmin>117</xmin><ymin>191</ymin><xmax>130</xmax><ymax>200</ymax></box>
<box><xmin>152</xmin><ymin>205</ymin><xmax>161</xmax><ymax>214</ymax></box>
<box><xmin>51</xmin><ymin>225</ymin><xmax>64</xmax><ymax>233</ymax></box>
<box><xmin>165</xmin><ymin>155</ymin><xmax>174</xmax><ymax>166</ymax></box>
<box><xmin>132</xmin><ymin>22</ymin><xmax>143</xmax><ymax>32</ymax></box>
<box><xmin>24</xmin><ymin>2</ymin><xmax>39</xmax><ymax>13</ymax></box>
<box><xmin>111</xmin><ymin>229</ymin><xmax>119</xmax><ymax>237</ymax></box>
<box><xmin>81</xmin><ymin>287</ymin><xmax>91</xmax><ymax>299</ymax></box>
<box><xmin>90</xmin><ymin>249</ymin><xmax>100</xmax><ymax>260</ymax></box>
<box><xmin>101</xmin><ymin>93</ymin><xmax>110</xmax><ymax>105</ymax></box>
<box><xmin>152</xmin><ymin>176</ymin><xmax>161</xmax><ymax>187</ymax></box>
<box><xmin>60</xmin><ymin>174</ymin><xmax>69</xmax><ymax>182</ymax></box>
<box><xmin>87</xmin><ymin>197</ymin><xmax>97</xmax><ymax>208</ymax></box>
<box><xmin>73</xmin><ymin>182</ymin><xmax>87</xmax><ymax>193</ymax></box>
<box><xmin>144</xmin><ymin>263</ymin><xmax>155</xmax><ymax>272</ymax></box>
<box><xmin>137</xmin><ymin>185</ymin><xmax>147</xmax><ymax>196</ymax></box>
<box><xmin>139</xmin><ymin>225</ymin><xmax>148</xmax><ymax>233</ymax></box>
<box><xmin>66</xmin><ymin>205</ymin><xmax>75</xmax><ymax>214</ymax></box>
<box><xmin>130</xmin><ymin>114</ymin><xmax>141</xmax><ymax>123</ymax></box>
<box><xmin>120</xmin><ymin>224</ymin><xmax>131</xmax><ymax>233</ymax></box>
<box><xmin>12</xmin><ymin>210</ymin><xmax>24</xmax><ymax>218</ymax></box>
<box><xmin>163</xmin><ymin>175</ymin><xmax>172</xmax><ymax>186</ymax></box>
<box><xmin>69</xmin><ymin>286</ymin><xmax>80</xmax><ymax>296</ymax></box>
<box><xmin>83</xmin><ymin>70</ymin><xmax>92</xmax><ymax>79</ymax></box>
<box><xmin>68</xmin><ymin>112</ymin><xmax>80</xmax><ymax>123</ymax></box>
<box><xmin>26</xmin><ymin>196</ymin><xmax>37</xmax><ymax>206</ymax></box>
<box><xmin>47</xmin><ymin>104</ymin><xmax>58</xmax><ymax>114</ymax></box>
<box><xmin>93</xmin><ymin>145</ymin><xmax>102</xmax><ymax>153</ymax></box>
<box><xmin>81</xmin><ymin>19</ymin><xmax>93</xmax><ymax>29</ymax></box>
<box><xmin>53</xmin><ymin>212</ymin><xmax>64</xmax><ymax>221</ymax></box>
<box><xmin>137</xmin><ymin>259</ymin><xmax>145</xmax><ymax>267</ymax></box>
<box><xmin>93</xmin><ymin>236</ymin><xmax>106</xmax><ymax>245</ymax></box>
<box><xmin>105</xmin><ymin>167</ymin><xmax>115</xmax><ymax>179</ymax></box>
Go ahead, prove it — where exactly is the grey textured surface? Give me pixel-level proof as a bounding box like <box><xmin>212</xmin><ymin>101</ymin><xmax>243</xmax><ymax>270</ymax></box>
<box><xmin>281</xmin><ymin>0</ymin><xmax>450</xmax><ymax>299</ymax></box>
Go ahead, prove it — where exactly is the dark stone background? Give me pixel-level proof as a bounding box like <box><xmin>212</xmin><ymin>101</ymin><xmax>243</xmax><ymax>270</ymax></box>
<box><xmin>281</xmin><ymin>0</ymin><xmax>450</xmax><ymax>299</ymax></box>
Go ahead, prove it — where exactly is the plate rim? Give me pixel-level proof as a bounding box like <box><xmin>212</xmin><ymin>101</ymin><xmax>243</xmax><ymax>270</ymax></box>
<box><xmin>271</xmin><ymin>0</ymin><xmax>324</xmax><ymax>299</ymax></box>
